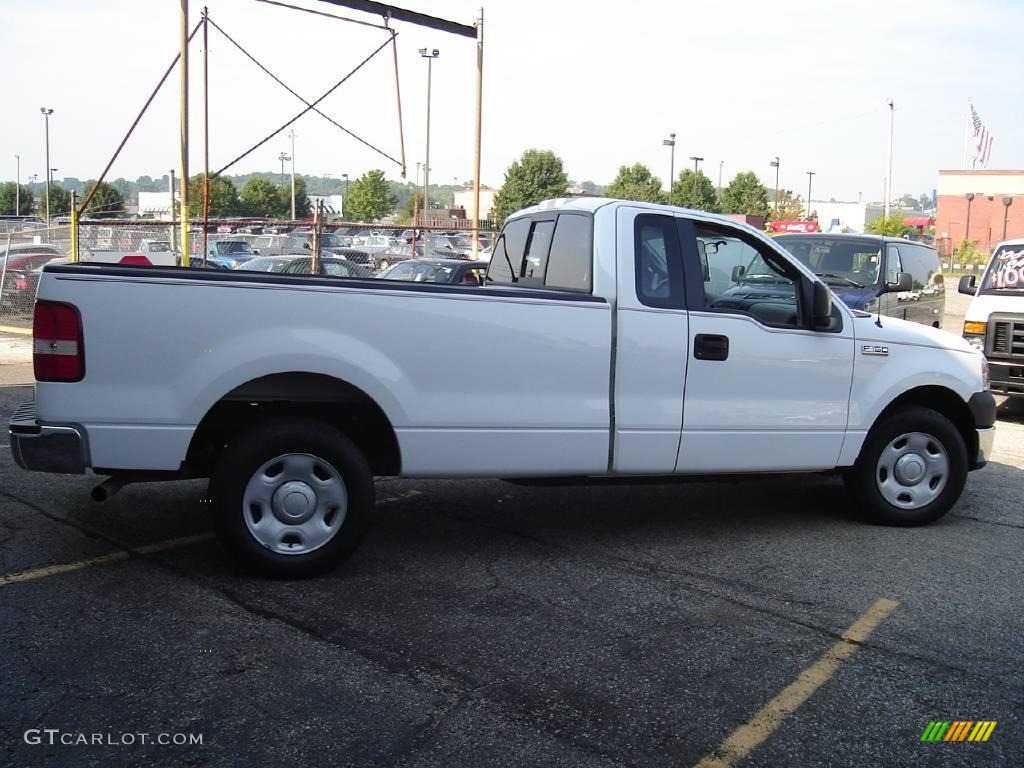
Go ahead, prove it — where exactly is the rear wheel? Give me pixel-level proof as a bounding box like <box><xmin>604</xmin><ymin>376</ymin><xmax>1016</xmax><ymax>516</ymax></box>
<box><xmin>211</xmin><ymin>417</ymin><xmax>373</xmax><ymax>577</ymax></box>
<box><xmin>845</xmin><ymin>406</ymin><xmax>967</xmax><ymax>526</ymax></box>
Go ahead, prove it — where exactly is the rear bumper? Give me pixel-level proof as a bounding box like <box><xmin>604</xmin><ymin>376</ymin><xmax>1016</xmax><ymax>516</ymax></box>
<box><xmin>9</xmin><ymin>401</ymin><xmax>88</xmax><ymax>474</ymax></box>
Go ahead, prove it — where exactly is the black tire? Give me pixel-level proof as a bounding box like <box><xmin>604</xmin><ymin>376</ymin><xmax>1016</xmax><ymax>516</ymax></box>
<box><xmin>845</xmin><ymin>405</ymin><xmax>967</xmax><ymax>526</ymax></box>
<box><xmin>210</xmin><ymin>417</ymin><xmax>374</xmax><ymax>577</ymax></box>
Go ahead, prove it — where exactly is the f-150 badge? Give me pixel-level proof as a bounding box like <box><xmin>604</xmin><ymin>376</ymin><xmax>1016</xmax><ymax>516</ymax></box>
<box><xmin>862</xmin><ymin>345</ymin><xmax>889</xmax><ymax>356</ymax></box>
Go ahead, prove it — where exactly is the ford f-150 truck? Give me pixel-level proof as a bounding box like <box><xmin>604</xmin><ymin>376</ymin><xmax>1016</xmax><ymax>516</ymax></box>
<box><xmin>11</xmin><ymin>198</ymin><xmax>996</xmax><ymax>576</ymax></box>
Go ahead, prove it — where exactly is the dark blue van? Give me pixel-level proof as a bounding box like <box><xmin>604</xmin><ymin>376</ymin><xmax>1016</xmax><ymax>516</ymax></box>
<box><xmin>775</xmin><ymin>234</ymin><xmax>945</xmax><ymax>328</ymax></box>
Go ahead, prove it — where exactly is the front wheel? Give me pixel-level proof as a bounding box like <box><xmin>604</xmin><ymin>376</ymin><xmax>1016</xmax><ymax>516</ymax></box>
<box><xmin>211</xmin><ymin>417</ymin><xmax>374</xmax><ymax>577</ymax></box>
<box><xmin>845</xmin><ymin>406</ymin><xmax>967</xmax><ymax>526</ymax></box>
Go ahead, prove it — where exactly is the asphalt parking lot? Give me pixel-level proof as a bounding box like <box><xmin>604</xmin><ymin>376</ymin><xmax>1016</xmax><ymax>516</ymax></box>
<box><xmin>2</xmin><ymin>294</ymin><xmax>1023</xmax><ymax>767</ymax></box>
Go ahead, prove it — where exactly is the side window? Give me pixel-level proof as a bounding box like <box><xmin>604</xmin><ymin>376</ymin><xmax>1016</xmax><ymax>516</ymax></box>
<box><xmin>634</xmin><ymin>214</ymin><xmax>684</xmax><ymax>308</ymax></box>
<box><xmin>384</xmin><ymin>263</ymin><xmax>415</xmax><ymax>280</ymax></box>
<box><xmin>486</xmin><ymin>218</ymin><xmax>531</xmax><ymax>285</ymax></box>
<box><xmin>695</xmin><ymin>225</ymin><xmax>801</xmax><ymax>327</ymax></box>
<box><xmin>905</xmin><ymin>245</ymin><xmax>940</xmax><ymax>289</ymax></box>
<box><xmin>520</xmin><ymin>220</ymin><xmax>556</xmax><ymax>285</ymax></box>
<box><xmin>885</xmin><ymin>245</ymin><xmax>902</xmax><ymax>284</ymax></box>
<box><xmin>545</xmin><ymin>214</ymin><xmax>592</xmax><ymax>292</ymax></box>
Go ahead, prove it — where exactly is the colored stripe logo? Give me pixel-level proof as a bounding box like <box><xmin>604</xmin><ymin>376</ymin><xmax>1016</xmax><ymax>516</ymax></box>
<box><xmin>921</xmin><ymin>721</ymin><xmax>997</xmax><ymax>742</ymax></box>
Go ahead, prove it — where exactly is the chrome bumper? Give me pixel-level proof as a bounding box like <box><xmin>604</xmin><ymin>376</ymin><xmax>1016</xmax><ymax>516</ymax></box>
<box><xmin>973</xmin><ymin>427</ymin><xmax>995</xmax><ymax>470</ymax></box>
<box><xmin>9</xmin><ymin>401</ymin><xmax>88</xmax><ymax>474</ymax></box>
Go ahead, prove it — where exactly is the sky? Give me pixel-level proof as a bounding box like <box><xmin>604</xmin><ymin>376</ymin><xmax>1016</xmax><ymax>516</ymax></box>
<box><xmin>3</xmin><ymin>0</ymin><xmax>1023</xmax><ymax>203</ymax></box>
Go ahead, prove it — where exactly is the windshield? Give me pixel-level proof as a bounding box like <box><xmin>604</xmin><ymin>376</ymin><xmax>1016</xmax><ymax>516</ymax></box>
<box><xmin>776</xmin><ymin>236</ymin><xmax>881</xmax><ymax>287</ymax></box>
<box><xmin>980</xmin><ymin>245</ymin><xmax>1024</xmax><ymax>293</ymax></box>
<box><xmin>218</xmin><ymin>241</ymin><xmax>253</xmax><ymax>254</ymax></box>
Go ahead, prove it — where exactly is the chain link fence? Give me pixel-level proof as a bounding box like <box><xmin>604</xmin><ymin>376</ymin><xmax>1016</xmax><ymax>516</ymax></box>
<box><xmin>1</xmin><ymin>217</ymin><xmax>499</xmax><ymax>328</ymax></box>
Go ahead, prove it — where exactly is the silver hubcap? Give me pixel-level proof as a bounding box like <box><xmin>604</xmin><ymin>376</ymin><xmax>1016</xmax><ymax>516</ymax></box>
<box><xmin>243</xmin><ymin>453</ymin><xmax>348</xmax><ymax>555</ymax></box>
<box><xmin>876</xmin><ymin>432</ymin><xmax>948</xmax><ymax>510</ymax></box>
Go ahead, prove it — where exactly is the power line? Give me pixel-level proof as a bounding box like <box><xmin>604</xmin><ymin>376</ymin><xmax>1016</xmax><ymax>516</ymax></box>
<box><xmin>208</xmin><ymin>17</ymin><xmax>402</xmax><ymax>168</ymax></box>
<box><xmin>214</xmin><ymin>34</ymin><xmax>395</xmax><ymax>177</ymax></box>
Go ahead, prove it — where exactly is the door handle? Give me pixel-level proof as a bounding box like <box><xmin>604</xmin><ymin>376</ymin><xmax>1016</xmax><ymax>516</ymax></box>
<box><xmin>694</xmin><ymin>333</ymin><xmax>729</xmax><ymax>361</ymax></box>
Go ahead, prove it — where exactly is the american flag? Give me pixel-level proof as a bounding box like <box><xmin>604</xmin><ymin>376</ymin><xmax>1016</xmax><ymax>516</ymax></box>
<box><xmin>971</xmin><ymin>102</ymin><xmax>994</xmax><ymax>168</ymax></box>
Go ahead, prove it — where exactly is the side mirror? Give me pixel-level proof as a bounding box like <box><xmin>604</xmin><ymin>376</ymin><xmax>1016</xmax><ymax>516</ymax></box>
<box><xmin>731</xmin><ymin>265</ymin><xmax>746</xmax><ymax>283</ymax></box>
<box><xmin>885</xmin><ymin>272</ymin><xmax>912</xmax><ymax>293</ymax></box>
<box><xmin>958</xmin><ymin>274</ymin><xmax>977</xmax><ymax>296</ymax></box>
<box><xmin>812</xmin><ymin>280</ymin><xmax>833</xmax><ymax>328</ymax></box>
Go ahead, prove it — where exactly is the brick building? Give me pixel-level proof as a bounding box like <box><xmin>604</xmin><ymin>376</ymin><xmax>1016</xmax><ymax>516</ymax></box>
<box><xmin>935</xmin><ymin>170</ymin><xmax>1024</xmax><ymax>258</ymax></box>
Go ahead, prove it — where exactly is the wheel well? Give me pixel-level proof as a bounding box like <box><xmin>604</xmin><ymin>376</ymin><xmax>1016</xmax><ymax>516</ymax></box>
<box><xmin>872</xmin><ymin>385</ymin><xmax>976</xmax><ymax>459</ymax></box>
<box><xmin>185</xmin><ymin>372</ymin><xmax>401</xmax><ymax>477</ymax></box>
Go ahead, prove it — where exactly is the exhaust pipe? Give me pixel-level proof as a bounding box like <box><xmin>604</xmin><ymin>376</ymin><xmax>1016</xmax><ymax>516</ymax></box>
<box><xmin>92</xmin><ymin>477</ymin><xmax>128</xmax><ymax>502</ymax></box>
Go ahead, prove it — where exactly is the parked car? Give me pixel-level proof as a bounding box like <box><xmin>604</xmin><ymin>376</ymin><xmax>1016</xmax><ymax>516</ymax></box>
<box><xmin>235</xmin><ymin>256</ymin><xmax>302</xmax><ymax>272</ymax></box>
<box><xmin>12</xmin><ymin>199</ymin><xmax>996</xmax><ymax>578</ymax></box>
<box><xmin>958</xmin><ymin>237</ymin><xmax>1024</xmax><ymax>398</ymax></box>
<box><xmin>199</xmin><ymin>239</ymin><xmax>257</xmax><ymax>269</ymax></box>
<box><xmin>0</xmin><ymin>243</ymin><xmax>65</xmax><ymax>273</ymax></box>
<box><xmin>276</xmin><ymin>256</ymin><xmax>376</xmax><ymax>279</ymax></box>
<box><xmin>1</xmin><ymin>256</ymin><xmax>72</xmax><ymax>312</ymax></box>
<box><xmin>776</xmin><ymin>233</ymin><xmax>944</xmax><ymax>328</ymax></box>
<box><xmin>377</xmin><ymin>258</ymin><xmax>487</xmax><ymax>285</ymax></box>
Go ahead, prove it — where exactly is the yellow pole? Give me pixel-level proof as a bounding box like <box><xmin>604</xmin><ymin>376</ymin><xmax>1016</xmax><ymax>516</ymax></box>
<box><xmin>70</xmin><ymin>191</ymin><xmax>79</xmax><ymax>262</ymax></box>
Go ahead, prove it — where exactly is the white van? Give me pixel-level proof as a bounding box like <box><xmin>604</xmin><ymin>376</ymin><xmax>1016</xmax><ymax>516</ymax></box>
<box><xmin>959</xmin><ymin>237</ymin><xmax>1024</xmax><ymax>398</ymax></box>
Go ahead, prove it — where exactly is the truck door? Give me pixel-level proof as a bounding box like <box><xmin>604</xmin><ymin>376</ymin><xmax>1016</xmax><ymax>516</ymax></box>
<box><xmin>675</xmin><ymin>219</ymin><xmax>855</xmax><ymax>472</ymax></box>
<box><xmin>612</xmin><ymin>207</ymin><xmax>689</xmax><ymax>473</ymax></box>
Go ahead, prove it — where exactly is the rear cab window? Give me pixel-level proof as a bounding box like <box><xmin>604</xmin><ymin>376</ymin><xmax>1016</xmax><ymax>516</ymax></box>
<box><xmin>486</xmin><ymin>213</ymin><xmax>593</xmax><ymax>293</ymax></box>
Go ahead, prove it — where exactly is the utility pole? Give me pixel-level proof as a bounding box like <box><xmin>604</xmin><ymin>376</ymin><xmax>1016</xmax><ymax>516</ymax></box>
<box><xmin>718</xmin><ymin>160</ymin><xmax>724</xmax><ymax>196</ymax></box>
<box><xmin>289</xmin><ymin>128</ymin><xmax>296</xmax><ymax>220</ymax></box>
<box><xmin>471</xmin><ymin>8</ymin><xmax>484</xmax><ymax>259</ymax></box>
<box><xmin>14</xmin><ymin>154</ymin><xmax>20</xmax><ymax>215</ymax></box>
<box><xmin>663</xmin><ymin>133</ymin><xmax>676</xmax><ymax>194</ymax></box>
<box><xmin>885</xmin><ymin>98</ymin><xmax>894</xmax><ymax>218</ymax></box>
<box><xmin>278</xmin><ymin>152</ymin><xmax>289</xmax><ymax>186</ymax></box>
<box><xmin>770</xmin><ymin>156</ymin><xmax>780</xmax><ymax>213</ymax></box>
<box><xmin>179</xmin><ymin>0</ymin><xmax>190</xmax><ymax>267</ymax></box>
<box><xmin>40</xmin><ymin>107</ymin><xmax>53</xmax><ymax>226</ymax></box>
<box><xmin>420</xmin><ymin>48</ymin><xmax>439</xmax><ymax>228</ymax></box>
<box><xmin>806</xmin><ymin>171</ymin><xmax>815</xmax><ymax>220</ymax></box>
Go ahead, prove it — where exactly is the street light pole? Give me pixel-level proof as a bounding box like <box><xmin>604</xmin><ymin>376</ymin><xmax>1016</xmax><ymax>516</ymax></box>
<box><xmin>806</xmin><ymin>171</ymin><xmax>815</xmax><ymax>220</ymax></box>
<box><xmin>278</xmin><ymin>152</ymin><xmax>289</xmax><ymax>186</ymax></box>
<box><xmin>419</xmin><ymin>48</ymin><xmax>439</xmax><ymax>227</ymax></box>
<box><xmin>689</xmin><ymin>156</ymin><xmax>703</xmax><ymax>198</ymax></box>
<box><xmin>718</xmin><ymin>160</ymin><xmax>724</xmax><ymax>196</ymax></box>
<box><xmin>14</xmin><ymin>154</ymin><xmax>20</xmax><ymax>215</ymax></box>
<box><xmin>770</xmin><ymin>156</ymin><xmax>780</xmax><ymax>213</ymax></box>
<box><xmin>662</xmin><ymin>133</ymin><xmax>676</xmax><ymax>194</ymax></box>
<box><xmin>885</xmin><ymin>98</ymin><xmax>894</xmax><ymax>218</ymax></box>
<box><xmin>965</xmin><ymin>192</ymin><xmax>975</xmax><ymax>244</ymax></box>
<box><xmin>1003</xmin><ymin>196</ymin><xmax>1013</xmax><ymax>242</ymax></box>
<box><xmin>169</xmin><ymin>169</ymin><xmax>177</xmax><ymax>255</ymax></box>
<box><xmin>40</xmin><ymin>107</ymin><xmax>53</xmax><ymax>226</ymax></box>
<box><xmin>289</xmin><ymin>129</ymin><xmax>296</xmax><ymax>220</ymax></box>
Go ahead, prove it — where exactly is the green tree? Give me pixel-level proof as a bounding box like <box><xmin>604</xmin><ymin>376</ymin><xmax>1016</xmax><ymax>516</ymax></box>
<box><xmin>770</xmin><ymin>189</ymin><xmax>804</xmax><ymax>220</ymax></box>
<box><xmin>866</xmin><ymin>211</ymin><xmax>911</xmax><ymax>237</ymax></box>
<box><xmin>670</xmin><ymin>169</ymin><xmax>719</xmax><ymax>211</ymax></box>
<box><xmin>344</xmin><ymin>169</ymin><xmax>397</xmax><ymax>222</ymax></box>
<box><xmin>239</xmin><ymin>176</ymin><xmax>286</xmax><ymax>218</ymax></box>
<box><xmin>492</xmin><ymin>149</ymin><xmax>569</xmax><ymax>223</ymax></box>
<box><xmin>187</xmin><ymin>174</ymin><xmax>239</xmax><ymax>218</ymax></box>
<box><xmin>720</xmin><ymin>171</ymin><xmax>770</xmax><ymax>218</ymax></box>
<box><xmin>277</xmin><ymin>176</ymin><xmax>311</xmax><ymax>219</ymax></box>
<box><xmin>606</xmin><ymin>163</ymin><xmax>666</xmax><ymax>204</ymax></box>
<box><xmin>80</xmin><ymin>180</ymin><xmax>126</xmax><ymax>218</ymax></box>
<box><xmin>919</xmin><ymin>193</ymin><xmax>933</xmax><ymax>211</ymax></box>
<box><xmin>44</xmin><ymin>184</ymin><xmax>72</xmax><ymax>217</ymax></box>
<box><xmin>0</xmin><ymin>182</ymin><xmax>34</xmax><ymax>215</ymax></box>
<box><xmin>899</xmin><ymin>193</ymin><xmax>920</xmax><ymax>211</ymax></box>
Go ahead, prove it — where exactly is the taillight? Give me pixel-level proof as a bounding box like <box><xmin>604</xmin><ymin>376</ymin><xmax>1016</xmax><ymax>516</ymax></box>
<box><xmin>33</xmin><ymin>300</ymin><xmax>84</xmax><ymax>382</ymax></box>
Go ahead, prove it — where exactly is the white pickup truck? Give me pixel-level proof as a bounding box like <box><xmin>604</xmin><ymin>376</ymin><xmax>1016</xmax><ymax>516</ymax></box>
<box><xmin>11</xmin><ymin>198</ymin><xmax>996</xmax><ymax>576</ymax></box>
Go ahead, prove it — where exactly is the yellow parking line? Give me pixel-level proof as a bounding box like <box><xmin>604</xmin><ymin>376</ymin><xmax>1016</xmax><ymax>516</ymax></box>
<box><xmin>0</xmin><ymin>325</ymin><xmax>32</xmax><ymax>336</ymax></box>
<box><xmin>694</xmin><ymin>597</ymin><xmax>899</xmax><ymax>768</ymax></box>
<box><xmin>0</xmin><ymin>533</ymin><xmax>214</xmax><ymax>588</ymax></box>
